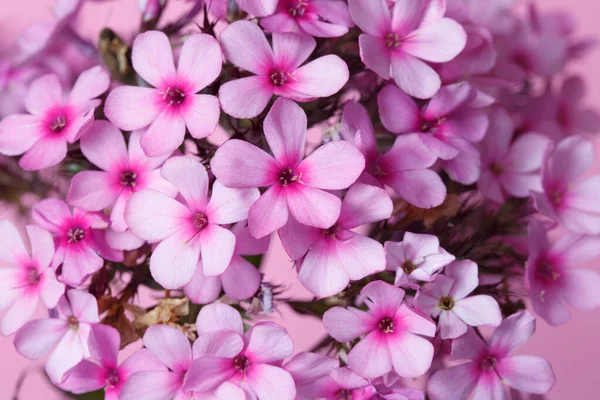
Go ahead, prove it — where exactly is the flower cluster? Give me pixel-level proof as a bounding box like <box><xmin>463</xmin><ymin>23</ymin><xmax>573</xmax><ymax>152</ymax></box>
<box><xmin>1</xmin><ymin>0</ymin><xmax>599</xmax><ymax>399</ymax></box>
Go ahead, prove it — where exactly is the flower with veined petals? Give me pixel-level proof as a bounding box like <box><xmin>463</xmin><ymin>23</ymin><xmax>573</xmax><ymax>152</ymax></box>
<box><xmin>218</xmin><ymin>21</ymin><xmax>349</xmax><ymax>119</ymax></box>
<box><xmin>104</xmin><ymin>31</ymin><xmax>222</xmax><ymax>157</ymax></box>
<box><xmin>211</xmin><ymin>98</ymin><xmax>365</xmax><ymax>239</ymax></box>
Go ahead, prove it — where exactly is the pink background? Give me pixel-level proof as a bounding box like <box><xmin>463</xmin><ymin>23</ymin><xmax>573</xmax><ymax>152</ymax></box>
<box><xmin>1</xmin><ymin>0</ymin><xmax>600</xmax><ymax>398</ymax></box>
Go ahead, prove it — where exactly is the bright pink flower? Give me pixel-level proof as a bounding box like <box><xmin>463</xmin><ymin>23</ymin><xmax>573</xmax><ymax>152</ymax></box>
<box><xmin>67</xmin><ymin>120</ymin><xmax>176</xmax><ymax>232</ymax></box>
<box><xmin>261</xmin><ymin>0</ymin><xmax>354</xmax><ymax>38</ymax></box>
<box><xmin>323</xmin><ymin>280</ymin><xmax>436</xmax><ymax>379</ymax></box>
<box><xmin>125</xmin><ymin>156</ymin><xmax>259</xmax><ymax>289</ymax></box>
<box><xmin>427</xmin><ymin>311</ymin><xmax>556</xmax><ymax>400</ymax></box>
<box><xmin>14</xmin><ymin>290</ymin><xmax>100</xmax><ymax>383</ymax></box>
<box><xmin>218</xmin><ymin>21</ymin><xmax>349</xmax><ymax>118</ymax></box>
<box><xmin>378</xmin><ymin>82</ymin><xmax>488</xmax><ymax>184</ymax></box>
<box><xmin>104</xmin><ymin>31</ymin><xmax>222</xmax><ymax>157</ymax></box>
<box><xmin>184</xmin><ymin>303</ymin><xmax>296</xmax><ymax>399</ymax></box>
<box><xmin>60</xmin><ymin>324</ymin><xmax>166</xmax><ymax>400</ymax></box>
<box><xmin>525</xmin><ymin>220</ymin><xmax>600</xmax><ymax>326</ymax></box>
<box><xmin>0</xmin><ymin>66</ymin><xmax>109</xmax><ymax>170</ymax></box>
<box><xmin>32</xmin><ymin>198</ymin><xmax>123</xmax><ymax>287</ymax></box>
<box><xmin>184</xmin><ymin>223</ymin><xmax>269</xmax><ymax>303</ymax></box>
<box><xmin>532</xmin><ymin>136</ymin><xmax>600</xmax><ymax>234</ymax></box>
<box><xmin>306</xmin><ymin>367</ymin><xmax>371</xmax><ymax>399</ymax></box>
<box><xmin>0</xmin><ymin>221</ymin><xmax>64</xmax><ymax>335</ymax></box>
<box><xmin>284</xmin><ymin>352</ymin><xmax>338</xmax><ymax>400</ymax></box>
<box><xmin>340</xmin><ymin>101</ymin><xmax>446</xmax><ymax>208</ymax></box>
<box><xmin>478</xmin><ymin>107</ymin><xmax>550</xmax><ymax>203</ymax></box>
<box><xmin>415</xmin><ymin>260</ymin><xmax>502</xmax><ymax>339</ymax></box>
<box><xmin>279</xmin><ymin>183</ymin><xmax>392</xmax><ymax>297</ymax></box>
<box><xmin>211</xmin><ymin>98</ymin><xmax>364</xmax><ymax>238</ymax></box>
<box><xmin>384</xmin><ymin>232</ymin><xmax>454</xmax><ymax>287</ymax></box>
<box><xmin>349</xmin><ymin>0</ymin><xmax>466</xmax><ymax>99</ymax></box>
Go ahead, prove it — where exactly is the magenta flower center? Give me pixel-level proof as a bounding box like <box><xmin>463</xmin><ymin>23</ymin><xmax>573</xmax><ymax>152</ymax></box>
<box><xmin>279</xmin><ymin>168</ymin><xmax>302</xmax><ymax>186</ymax></box>
<box><xmin>26</xmin><ymin>266</ymin><xmax>41</xmax><ymax>286</ymax></box>
<box><xmin>49</xmin><ymin>115</ymin><xmax>68</xmax><ymax>133</ymax></box>
<box><xmin>120</xmin><ymin>171</ymin><xmax>138</xmax><ymax>188</ymax></box>
<box><xmin>67</xmin><ymin>315</ymin><xmax>79</xmax><ymax>329</ymax></box>
<box><xmin>401</xmin><ymin>260</ymin><xmax>416</xmax><ymax>274</ymax></box>
<box><xmin>105</xmin><ymin>369</ymin><xmax>120</xmax><ymax>387</ymax></box>
<box><xmin>385</xmin><ymin>32</ymin><xmax>402</xmax><ymax>50</ymax></box>
<box><xmin>489</xmin><ymin>162</ymin><xmax>504</xmax><ymax>176</ymax></box>
<box><xmin>163</xmin><ymin>87</ymin><xmax>186</xmax><ymax>106</ymax></box>
<box><xmin>336</xmin><ymin>389</ymin><xmax>352</xmax><ymax>400</ymax></box>
<box><xmin>193</xmin><ymin>212</ymin><xmax>209</xmax><ymax>231</ymax></box>
<box><xmin>536</xmin><ymin>259</ymin><xmax>561</xmax><ymax>283</ymax></box>
<box><xmin>288</xmin><ymin>0</ymin><xmax>308</xmax><ymax>17</ymax></box>
<box><xmin>322</xmin><ymin>224</ymin><xmax>341</xmax><ymax>239</ymax></box>
<box><xmin>378</xmin><ymin>317</ymin><xmax>395</xmax><ymax>333</ymax></box>
<box><xmin>439</xmin><ymin>296</ymin><xmax>455</xmax><ymax>311</ymax></box>
<box><xmin>271</xmin><ymin>71</ymin><xmax>291</xmax><ymax>86</ymax></box>
<box><xmin>420</xmin><ymin>119</ymin><xmax>442</xmax><ymax>134</ymax></box>
<box><xmin>67</xmin><ymin>228</ymin><xmax>86</xmax><ymax>243</ymax></box>
<box><xmin>233</xmin><ymin>355</ymin><xmax>250</xmax><ymax>372</ymax></box>
<box><xmin>480</xmin><ymin>355</ymin><xmax>497</xmax><ymax>371</ymax></box>
<box><xmin>549</xmin><ymin>190</ymin><xmax>564</xmax><ymax>206</ymax></box>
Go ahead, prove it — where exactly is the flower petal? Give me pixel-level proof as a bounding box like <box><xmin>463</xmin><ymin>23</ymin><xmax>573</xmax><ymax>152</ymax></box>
<box><xmin>104</xmin><ymin>86</ymin><xmax>162</xmax><ymax>131</ymax></box>
<box><xmin>496</xmin><ymin>355</ymin><xmax>555</xmax><ymax>394</ymax></box>
<box><xmin>132</xmin><ymin>31</ymin><xmax>176</xmax><ymax>87</ymax></box>
<box><xmin>140</xmin><ymin>110</ymin><xmax>186</xmax><ymax>157</ymax></box>
<box><xmin>248</xmin><ymin>185</ymin><xmax>290</xmax><ymax>239</ymax></box>
<box><xmin>387</xmin><ymin>332</ymin><xmax>434</xmax><ymax>378</ymax></box>
<box><xmin>0</xmin><ymin>114</ymin><xmax>43</xmax><ymax>156</ymax></box>
<box><xmin>339</xmin><ymin>183</ymin><xmax>393</xmax><ymax>229</ymax></box>
<box><xmin>19</xmin><ymin>136</ymin><xmax>67</xmax><ymax>171</ymax></box>
<box><xmin>323</xmin><ymin>306</ymin><xmax>376</xmax><ymax>342</ymax></box>
<box><xmin>218</xmin><ymin>76</ymin><xmax>274</xmax><ymax>119</ymax></box>
<box><xmin>299</xmin><ymin>239</ymin><xmax>349</xmax><ymax>297</ymax></box>
<box><xmin>161</xmin><ymin>156</ymin><xmax>209</xmax><ymax>212</ymax></box>
<box><xmin>25</xmin><ymin>74</ymin><xmax>62</xmax><ymax>115</ymax></box>
<box><xmin>347</xmin><ymin>331</ymin><xmax>392</xmax><ymax>378</ymax></box>
<box><xmin>272</xmin><ymin>32</ymin><xmax>316</xmax><ymax>71</ymax></box>
<box><xmin>246</xmin><ymin>323</ymin><xmax>294</xmax><ymax>363</ymax></box>
<box><xmin>348</xmin><ymin>0</ymin><xmax>391</xmax><ymax>36</ymax></box>
<box><xmin>150</xmin><ymin>232</ymin><xmax>200</xmax><ymax>289</ymax></box>
<box><xmin>184</xmin><ymin>261</ymin><xmax>222</xmax><ymax>304</ymax></box>
<box><xmin>377</xmin><ymin>84</ymin><xmax>420</xmax><ymax>134</ymax></box>
<box><xmin>177</xmin><ymin>34</ymin><xmax>222</xmax><ymax>92</ymax></box>
<box><xmin>200</xmin><ymin>224</ymin><xmax>236</xmax><ymax>276</ymax></box>
<box><xmin>287</xmin><ymin>185</ymin><xmax>341</xmax><ymax>229</ymax></box>
<box><xmin>299</xmin><ymin>141</ymin><xmax>365</xmax><ymax>190</ymax></box>
<box><xmin>263</xmin><ymin>98</ymin><xmax>307</xmax><ymax>167</ymax></box>
<box><xmin>220</xmin><ymin>21</ymin><xmax>275</xmax><ymax>75</ymax></box>
<box><xmin>182</xmin><ymin>94</ymin><xmax>220</xmax><ymax>139</ymax></box>
<box><xmin>144</xmin><ymin>325</ymin><xmax>192</xmax><ymax>373</ymax></box>
<box><xmin>196</xmin><ymin>303</ymin><xmax>244</xmax><ymax>335</ymax></box>
<box><xmin>285</xmin><ymin>55</ymin><xmax>349</xmax><ymax>99</ymax></box>
<box><xmin>391</xmin><ymin>53</ymin><xmax>441</xmax><ymax>99</ymax></box>
<box><xmin>221</xmin><ymin>256</ymin><xmax>262</xmax><ymax>300</ymax></box>
<box><xmin>67</xmin><ymin>171</ymin><xmax>118</xmax><ymax>211</ymax></box>
<box><xmin>403</xmin><ymin>18</ymin><xmax>467</xmax><ymax>63</ymax></box>
<box><xmin>358</xmin><ymin>34</ymin><xmax>391</xmax><ymax>80</ymax></box>
<box><xmin>68</xmin><ymin>66</ymin><xmax>110</xmax><ymax>108</ymax></box>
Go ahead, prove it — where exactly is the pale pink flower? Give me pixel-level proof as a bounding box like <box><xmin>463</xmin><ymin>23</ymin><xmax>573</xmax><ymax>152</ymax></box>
<box><xmin>279</xmin><ymin>183</ymin><xmax>392</xmax><ymax>297</ymax></box>
<box><xmin>525</xmin><ymin>220</ymin><xmax>600</xmax><ymax>326</ymax></box>
<box><xmin>211</xmin><ymin>98</ymin><xmax>364</xmax><ymax>238</ymax></box>
<box><xmin>0</xmin><ymin>66</ymin><xmax>109</xmax><ymax>170</ymax></box>
<box><xmin>14</xmin><ymin>290</ymin><xmax>100</xmax><ymax>384</ymax></box>
<box><xmin>478</xmin><ymin>107</ymin><xmax>551</xmax><ymax>203</ymax></box>
<box><xmin>218</xmin><ymin>21</ymin><xmax>349</xmax><ymax>118</ymax></box>
<box><xmin>306</xmin><ymin>367</ymin><xmax>371</xmax><ymax>399</ymax></box>
<box><xmin>261</xmin><ymin>0</ymin><xmax>354</xmax><ymax>38</ymax></box>
<box><xmin>32</xmin><ymin>198</ymin><xmax>123</xmax><ymax>287</ymax></box>
<box><xmin>125</xmin><ymin>156</ymin><xmax>259</xmax><ymax>289</ymax></box>
<box><xmin>384</xmin><ymin>232</ymin><xmax>454</xmax><ymax>287</ymax></box>
<box><xmin>183</xmin><ymin>303</ymin><xmax>296</xmax><ymax>399</ymax></box>
<box><xmin>0</xmin><ymin>221</ymin><xmax>64</xmax><ymax>335</ymax></box>
<box><xmin>104</xmin><ymin>31</ymin><xmax>222</xmax><ymax>157</ymax></box>
<box><xmin>349</xmin><ymin>0</ymin><xmax>466</xmax><ymax>99</ymax></box>
<box><xmin>60</xmin><ymin>324</ymin><xmax>166</xmax><ymax>400</ymax></box>
<box><xmin>532</xmin><ymin>136</ymin><xmax>600</xmax><ymax>234</ymax></box>
<box><xmin>184</xmin><ymin>223</ymin><xmax>269</xmax><ymax>303</ymax></box>
<box><xmin>323</xmin><ymin>280</ymin><xmax>436</xmax><ymax>379</ymax></box>
<box><xmin>427</xmin><ymin>311</ymin><xmax>556</xmax><ymax>400</ymax></box>
<box><xmin>67</xmin><ymin>121</ymin><xmax>176</xmax><ymax>233</ymax></box>
<box><xmin>340</xmin><ymin>101</ymin><xmax>446</xmax><ymax>208</ymax></box>
<box><xmin>284</xmin><ymin>352</ymin><xmax>338</xmax><ymax>400</ymax></box>
<box><xmin>415</xmin><ymin>260</ymin><xmax>502</xmax><ymax>339</ymax></box>
<box><xmin>378</xmin><ymin>82</ymin><xmax>488</xmax><ymax>184</ymax></box>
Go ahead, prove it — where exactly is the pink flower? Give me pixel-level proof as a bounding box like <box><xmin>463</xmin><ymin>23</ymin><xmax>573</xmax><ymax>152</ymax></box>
<box><xmin>60</xmin><ymin>324</ymin><xmax>166</xmax><ymax>400</ymax></box>
<box><xmin>279</xmin><ymin>183</ymin><xmax>392</xmax><ymax>297</ymax></box>
<box><xmin>0</xmin><ymin>66</ymin><xmax>109</xmax><ymax>170</ymax></box>
<box><xmin>236</xmin><ymin>0</ymin><xmax>278</xmax><ymax>17</ymax></box>
<box><xmin>184</xmin><ymin>223</ymin><xmax>269</xmax><ymax>303</ymax></box>
<box><xmin>284</xmin><ymin>352</ymin><xmax>338</xmax><ymax>400</ymax></box>
<box><xmin>307</xmin><ymin>367</ymin><xmax>371</xmax><ymax>399</ymax></box>
<box><xmin>323</xmin><ymin>280</ymin><xmax>436</xmax><ymax>379</ymax></box>
<box><xmin>415</xmin><ymin>260</ymin><xmax>502</xmax><ymax>339</ymax></box>
<box><xmin>427</xmin><ymin>311</ymin><xmax>556</xmax><ymax>400</ymax></box>
<box><xmin>546</xmin><ymin>76</ymin><xmax>600</xmax><ymax>137</ymax></box>
<box><xmin>533</xmin><ymin>136</ymin><xmax>600</xmax><ymax>234</ymax></box>
<box><xmin>32</xmin><ymin>198</ymin><xmax>123</xmax><ymax>287</ymax></box>
<box><xmin>211</xmin><ymin>98</ymin><xmax>364</xmax><ymax>238</ymax></box>
<box><xmin>104</xmin><ymin>31</ymin><xmax>222</xmax><ymax>157</ymax></box>
<box><xmin>261</xmin><ymin>0</ymin><xmax>354</xmax><ymax>38</ymax></box>
<box><xmin>183</xmin><ymin>303</ymin><xmax>296</xmax><ymax>399</ymax></box>
<box><xmin>14</xmin><ymin>290</ymin><xmax>100</xmax><ymax>383</ymax></box>
<box><xmin>349</xmin><ymin>0</ymin><xmax>466</xmax><ymax>99</ymax></box>
<box><xmin>378</xmin><ymin>82</ymin><xmax>488</xmax><ymax>184</ymax></box>
<box><xmin>0</xmin><ymin>221</ymin><xmax>64</xmax><ymax>335</ymax></box>
<box><xmin>340</xmin><ymin>101</ymin><xmax>446</xmax><ymax>208</ymax></box>
<box><xmin>525</xmin><ymin>220</ymin><xmax>600</xmax><ymax>326</ymax></box>
<box><xmin>125</xmin><ymin>156</ymin><xmax>259</xmax><ymax>289</ymax></box>
<box><xmin>384</xmin><ymin>232</ymin><xmax>454</xmax><ymax>287</ymax></box>
<box><xmin>67</xmin><ymin>121</ymin><xmax>176</xmax><ymax>233</ymax></box>
<box><xmin>218</xmin><ymin>21</ymin><xmax>349</xmax><ymax>118</ymax></box>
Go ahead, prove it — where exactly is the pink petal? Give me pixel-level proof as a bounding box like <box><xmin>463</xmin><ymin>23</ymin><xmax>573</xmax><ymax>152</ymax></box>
<box><xmin>278</xmin><ymin>216</ymin><xmax>321</xmax><ymax>260</ymax></box>
<box><xmin>381</xmin><ymin>169</ymin><xmax>446</xmax><ymax>208</ymax></box>
<box><xmin>200</xmin><ymin>224</ymin><xmax>236</xmax><ymax>276</ymax></box>
<box><xmin>561</xmin><ymin>268</ymin><xmax>600</xmax><ymax>311</ymax></box>
<box><xmin>221</xmin><ymin>256</ymin><xmax>262</xmax><ymax>300</ymax></box>
<box><xmin>482</xmin><ymin>107</ymin><xmax>514</xmax><ymax>157</ymax></box>
<box><xmin>161</xmin><ymin>156</ymin><xmax>209</xmax><ymax>211</ymax></box>
<box><xmin>403</xmin><ymin>18</ymin><xmax>467</xmax><ymax>63</ymax></box>
<box><xmin>377</xmin><ymin>84</ymin><xmax>420</xmax><ymax>134</ymax></box>
<box><xmin>496</xmin><ymin>355</ymin><xmax>555</xmax><ymax>394</ymax></box>
<box><xmin>0</xmin><ymin>114</ymin><xmax>43</xmax><ymax>156</ymax></box>
<box><xmin>232</xmin><ymin>223</ymin><xmax>271</xmax><ymax>255</ymax></box>
<box><xmin>67</xmin><ymin>171</ymin><xmax>118</xmax><ymax>211</ymax></box>
<box><xmin>387</xmin><ymin>332</ymin><xmax>434</xmax><ymax>378</ymax></box>
<box><xmin>140</xmin><ymin>110</ymin><xmax>186</xmax><ymax>157</ymax></box>
<box><xmin>417</xmin><ymin>133</ymin><xmax>460</xmax><ymax>159</ymax></box>
<box><xmin>0</xmin><ymin>221</ymin><xmax>28</xmax><ymax>263</ymax></box>
<box><xmin>450</xmin><ymin>328</ymin><xmax>487</xmax><ymax>362</ymax></box>
<box><xmin>391</xmin><ymin>53</ymin><xmax>441</xmax><ymax>99</ymax></box>
<box><xmin>348</xmin><ymin>0</ymin><xmax>391</xmax><ymax>36</ymax></box>
<box><xmin>61</xmin><ymin>245</ymin><xmax>104</xmax><ymax>287</ymax></box>
<box><xmin>119</xmin><ymin>371</ymin><xmax>182</xmax><ymax>400</ymax></box>
<box><xmin>299</xmin><ymin>141</ymin><xmax>365</xmax><ymax>190</ymax></box>
<box><xmin>235</xmin><ymin>0</ymin><xmax>278</xmax><ymax>17</ymax></box>
<box><xmin>339</xmin><ymin>184</ymin><xmax>392</xmax><ymax>229</ymax></box>
<box><xmin>105</xmin><ymin>228</ymin><xmax>145</xmax><ymax>251</ymax></box>
<box><xmin>218</xmin><ymin>76</ymin><xmax>274</xmax><ymax>119</ymax></box>
<box><xmin>298</xmin><ymin>19</ymin><xmax>349</xmax><ymax>38</ymax></box>
<box><xmin>395</xmin><ymin>303</ymin><xmax>436</xmax><ymax>336</ymax></box>
<box><xmin>381</xmin><ymin>133</ymin><xmax>437</xmax><ymax>170</ymax></box>
<box><xmin>192</xmin><ymin>330</ymin><xmax>244</xmax><ymax>359</ymax></box>
<box><xmin>438</xmin><ymin>310</ymin><xmax>468</xmax><ymax>339</ymax></box>
<box><xmin>500</xmin><ymin>173</ymin><xmax>541</xmax><ymax>198</ymax></box>
<box><xmin>104</xmin><ymin>86</ymin><xmax>162</xmax><ymax>131</ymax></box>
<box><xmin>478</xmin><ymin>171</ymin><xmax>505</xmax><ymax>203</ymax></box>
<box><xmin>546</xmin><ymin>136</ymin><xmax>594</xmax><ymax>188</ymax></box>
<box><xmin>0</xmin><ymin>295</ymin><xmax>38</xmax><ymax>336</ymax></box>
<box><xmin>150</xmin><ymin>232</ymin><xmax>200</xmax><ymax>289</ymax></box>
<box><xmin>245</xmin><ymin>364</ymin><xmax>297</xmax><ymax>400</ymax></box>
<box><xmin>27</xmin><ymin>224</ymin><xmax>55</xmax><ymax>270</ymax></box>
<box><xmin>14</xmin><ymin>318</ymin><xmax>67</xmax><ymax>359</ymax></box>
<box><xmin>183</xmin><ymin>357</ymin><xmax>236</xmax><ymax>393</ymax></box>
<box><xmin>530</xmin><ymin>287</ymin><xmax>571</xmax><ymax>326</ymax></box>
<box><xmin>272</xmin><ymin>32</ymin><xmax>316</xmax><ymax>71</ymax></box>
<box><xmin>446</xmin><ymin>260</ymin><xmax>479</xmax><ymax>300</ymax></box>
<box><xmin>88</xmin><ymin>324</ymin><xmax>119</xmax><ymax>368</ymax></box>
<box><xmin>31</xmin><ymin>198</ymin><xmax>72</xmax><ymax>232</ymax></box>
<box><xmin>347</xmin><ymin>331</ymin><xmax>393</xmax><ymax>378</ymax></box>
<box><xmin>285</xmin><ymin>55</ymin><xmax>349</xmax><ymax>98</ymax></box>
<box><xmin>287</xmin><ymin>185</ymin><xmax>341</xmax><ymax>229</ymax></box>
<box><xmin>453</xmin><ymin>295</ymin><xmax>502</xmax><ymax>327</ymax></box>
<box><xmin>312</xmin><ymin>0</ymin><xmax>353</xmax><ymax>26</ymax></box>
<box><xmin>427</xmin><ymin>364</ymin><xmax>479</xmax><ymax>400</ymax></box>
<box><xmin>60</xmin><ymin>360</ymin><xmax>106</xmax><ymax>394</ymax></box>
<box><xmin>120</xmin><ymin>348</ymin><xmax>167</xmax><ymax>379</ymax></box>
<box><xmin>110</xmin><ymin>191</ymin><xmax>132</xmax><ymax>232</ymax></box>
<box><xmin>177</xmin><ymin>34</ymin><xmax>222</xmax><ymax>93</ymax></box>
<box><xmin>362</xmin><ymin>280</ymin><xmax>405</xmax><ymax>317</ymax></box>
<box><xmin>264</xmin><ymin>98</ymin><xmax>307</xmax><ymax>167</ymax></box>
<box><xmin>423</xmin><ymin>82</ymin><xmax>474</xmax><ymax>119</ymax></box>
<box><xmin>442</xmin><ymin>110</ymin><xmax>489</xmax><ymax>143</ymax></box>
<box><xmin>489</xmin><ymin>311</ymin><xmax>536</xmax><ymax>356</ymax></box>
<box><xmin>144</xmin><ymin>325</ymin><xmax>191</xmax><ymax>372</ymax></box>
<box><xmin>25</xmin><ymin>74</ymin><xmax>62</xmax><ymax>115</ymax></box>
<box><xmin>68</xmin><ymin>290</ymin><xmax>100</xmax><ymax>323</ymax></box>
<box><xmin>68</xmin><ymin>66</ymin><xmax>110</xmax><ymax>109</ymax></box>
<box><xmin>391</xmin><ymin>0</ymin><xmax>427</xmax><ymax>34</ymax></box>
<box><xmin>299</xmin><ymin>239</ymin><xmax>349</xmax><ymax>297</ymax></box>
<box><xmin>184</xmin><ymin>261</ymin><xmax>222</xmax><ymax>304</ymax></box>
<box><xmin>246</xmin><ymin>322</ymin><xmax>294</xmax><ymax>363</ymax></box>
<box><xmin>220</xmin><ymin>21</ymin><xmax>275</xmax><ymax>75</ymax></box>
<box><xmin>248</xmin><ymin>185</ymin><xmax>290</xmax><ymax>239</ymax></box>
<box><xmin>182</xmin><ymin>94</ymin><xmax>220</xmax><ymax>139</ymax></box>
<box><xmin>19</xmin><ymin>136</ymin><xmax>67</xmax><ymax>171</ymax></box>
<box><xmin>261</xmin><ymin>13</ymin><xmax>299</xmax><ymax>34</ymax></box>
<box><xmin>340</xmin><ymin>101</ymin><xmax>377</xmax><ymax>156</ymax></box>
<box><xmin>358</xmin><ymin>34</ymin><xmax>391</xmax><ymax>80</ymax></box>
<box><xmin>45</xmin><ymin>328</ymin><xmax>87</xmax><ymax>383</ymax></box>
<box><xmin>196</xmin><ymin>303</ymin><xmax>244</xmax><ymax>335</ymax></box>
<box><xmin>132</xmin><ymin>31</ymin><xmax>176</xmax><ymax>88</ymax></box>
<box><xmin>323</xmin><ymin>306</ymin><xmax>377</xmax><ymax>342</ymax></box>
<box><xmin>284</xmin><ymin>352</ymin><xmax>338</xmax><ymax>384</ymax></box>
<box><xmin>207</xmin><ymin>183</ymin><xmax>259</xmax><ymax>225</ymax></box>
<box><xmin>80</xmin><ymin>120</ymin><xmax>128</xmax><ymax>172</ymax></box>
<box><xmin>336</xmin><ymin>234</ymin><xmax>386</xmax><ymax>280</ymax></box>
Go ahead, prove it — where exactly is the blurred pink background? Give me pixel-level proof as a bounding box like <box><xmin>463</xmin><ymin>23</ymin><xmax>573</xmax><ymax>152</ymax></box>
<box><xmin>1</xmin><ymin>0</ymin><xmax>600</xmax><ymax>398</ymax></box>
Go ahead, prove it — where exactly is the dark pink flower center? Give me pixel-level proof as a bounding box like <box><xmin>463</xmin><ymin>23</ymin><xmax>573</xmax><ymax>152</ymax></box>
<box><xmin>120</xmin><ymin>170</ymin><xmax>138</xmax><ymax>188</ymax></box>
<box><xmin>25</xmin><ymin>266</ymin><xmax>40</xmax><ymax>286</ymax></box>
<box><xmin>480</xmin><ymin>355</ymin><xmax>497</xmax><ymax>371</ymax></box>
<box><xmin>67</xmin><ymin>228</ymin><xmax>86</xmax><ymax>243</ymax></box>
<box><xmin>439</xmin><ymin>296</ymin><xmax>455</xmax><ymax>311</ymax></box>
<box><xmin>271</xmin><ymin>71</ymin><xmax>291</xmax><ymax>86</ymax></box>
<box><xmin>549</xmin><ymin>190</ymin><xmax>564</xmax><ymax>206</ymax></box>
<box><xmin>368</xmin><ymin>160</ymin><xmax>387</xmax><ymax>178</ymax></box>
<box><xmin>193</xmin><ymin>212</ymin><xmax>209</xmax><ymax>231</ymax></box>
<box><xmin>162</xmin><ymin>86</ymin><xmax>186</xmax><ymax>106</ymax></box>
<box><xmin>322</xmin><ymin>225</ymin><xmax>341</xmax><ymax>239</ymax></box>
<box><xmin>401</xmin><ymin>260</ymin><xmax>416</xmax><ymax>274</ymax></box>
<box><xmin>420</xmin><ymin>119</ymin><xmax>442</xmax><ymax>134</ymax></box>
<box><xmin>336</xmin><ymin>389</ymin><xmax>352</xmax><ymax>400</ymax></box>
<box><xmin>385</xmin><ymin>32</ymin><xmax>402</xmax><ymax>50</ymax></box>
<box><xmin>233</xmin><ymin>355</ymin><xmax>250</xmax><ymax>372</ymax></box>
<box><xmin>378</xmin><ymin>317</ymin><xmax>395</xmax><ymax>333</ymax></box>
<box><xmin>105</xmin><ymin>369</ymin><xmax>120</xmax><ymax>387</ymax></box>
<box><xmin>49</xmin><ymin>115</ymin><xmax>68</xmax><ymax>133</ymax></box>
<box><xmin>67</xmin><ymin>315</ymin><xmax>79</xmax><ymax>329</ymax></box>
<box><xmin>489</xmin><ymin>162</ymin><xmax>504</xmax><ymax>176</ymax></box>
<box><xmin>288</xmin><ymin>0</ymin><xmax>308</xmax><ymax>17</ymax></box>
<box><xmin>279</xmin><ymin>168</ymin><xmax>302</xmax><ymax>186</ymax></box>
<box><xmin>536</xmin><ymin>259</ymin><xmax>561</xmax><ymax>284</ymax></box>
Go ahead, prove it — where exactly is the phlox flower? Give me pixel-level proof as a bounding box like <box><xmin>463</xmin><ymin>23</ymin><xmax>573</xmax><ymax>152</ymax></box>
<box><xmin>261</xmin><ymin>0</ymin><xmax>354</xmax><ymax>38</ymax></box>
<box><xmin>0</xmin><ymin>66</ymin><xmax>109</xmax><ymax>170</ymax></box>
<box><xmin>323</xmin><ymin>280</ymin><xmax>436</xmax><ymax>379</ymax></box>
<box><xmin>104</xmin><ymin>31</ymin><xmax>222</xmax><ymax>157</ymax></box>
<box><xmin>427</xmin><ymin>311</ymin><xmax>556</xmax><ymax>400</ymax></box>
<box><xmin>279</xmin><ymin>183</ymin><xmax>393</xmax><ymax>297</ymax></box>
<box><xmin>0</xmin><ymin>221</ymin><xmax>64</xmax><ymax>335</ymax></box>
<box><xmin>218</xmin><ymin>21</ymin><xmax>349</xmax><ymax>118</ymax></box>
<box><xmin>526</xmin><ymin>220</ymin><xmax>600</xmax><ymax>326</ymax></box>
<box><xmin>211</xmin><ymin>98</ymin><xmax>364</xmax><ymax>239</ymax></box>
<box><xmin>384</xmin><ymin>232</ymin><xmax>454</xmax><ymax>287</ymax></box>
<box><xmin>341</xmin><ymin>101</ymin><xmax>446</xmax><ymax>208</ymax></box>
<box><xmin>184</xmin><ymin>223</ymin><xmax>269</xmax><ymax>303</ymax></box>
<box><xmin>60</xmin><ymin>324</ymin><xmax>166</xmax><ymax>400</ymax></box>
<box><xmin>32</xmin><ymin>198</ymin><xmax>123</xmax><ymax>287</ymax></box>
<box><xmin>125</xmin><ymin>156</ymin><xmax>259</xmax><ymax>289</ymax></box>
<box><xmin>533</xmin><ymin>136</ymin><xmax>600</xmax><ymax>234</ymax></box>
<box><xmin>183</xmin><ymin>303</ymin><xmax>296</xmax><ymax>399</ymax></box>
<box><xmin>306</xmin><ymin>367</ymin><xmax>371</xmax><ymax>399</ymax></box>
<box><xmin>67</xmin><ymin>120</ymin><xmax>176</xmax><ymax>232</ymax></box>
<box><xmin>14</xmin><ymin>290</ymin><xmax>99</xmax><ymax>383</ymax></box>
<box><xmin>283</xmin><ymin>352</ymin><xmax>338</xmax><ymax>400</ymax></box>
<box><xmin>348</xmin><ymin>0</ymin><xmax>466</xmax><ymax>99</ymax></box>
<box><xmin>415</xmin><ymin>260</ymin><xmax>502</xmax><ymax>339</ymax></box>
